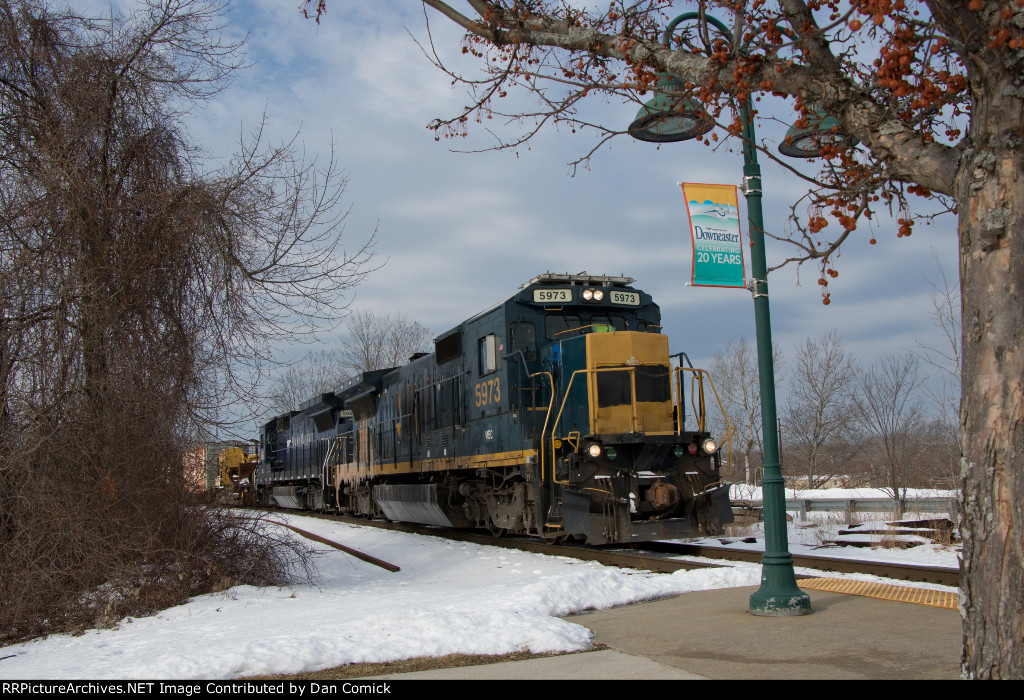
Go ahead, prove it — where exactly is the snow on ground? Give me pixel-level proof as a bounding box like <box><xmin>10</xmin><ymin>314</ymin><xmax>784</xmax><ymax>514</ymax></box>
<box><xmin>685</xmin><ymin>523</ymin><xmax>960</xmax><ymax>573</ymax></box>
<box><xmin>714</xmin><ymin>486</ymin><xmax>961</xmax><ymax>571</ymax></box>
<box><xmin>0</xmin><ymin>497</ymin><xmax>960</xmax><ymax>680</ymax></box>
<box><xmin>0</xmin><ymin>513</ymin><xmax>761</xmax><ymax>680</ymax></box>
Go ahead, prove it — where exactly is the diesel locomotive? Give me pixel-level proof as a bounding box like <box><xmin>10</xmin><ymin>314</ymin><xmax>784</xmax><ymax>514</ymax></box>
<box><xmin>255</xmin><ymin>273</ymin><xmax>733</xmax><ymax>545</ymax></box>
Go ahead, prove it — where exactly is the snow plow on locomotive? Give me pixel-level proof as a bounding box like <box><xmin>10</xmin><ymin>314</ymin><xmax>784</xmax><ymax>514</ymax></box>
<box><xmin>255</xmin><ymin>273</ymin><xmax>733</xmax><ymax>545</ymax></box>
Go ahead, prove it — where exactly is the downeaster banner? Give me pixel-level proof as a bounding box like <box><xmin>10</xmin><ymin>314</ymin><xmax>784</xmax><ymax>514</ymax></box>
<box><xmin>682</xmin><ymin>183</ymin><xmax>746</xmax><ymax>288</ymax></box>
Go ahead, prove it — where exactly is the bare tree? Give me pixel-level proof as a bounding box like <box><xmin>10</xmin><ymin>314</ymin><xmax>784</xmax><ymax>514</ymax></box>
<box><xmin>263</xmin><ymin>311</ymin><xmax>433</xmax><ymax>418</ymax></box>
<box><xmin>914</xmin><ymin>257</ymin><xmax>962</xmax><ymax>491</ymax></box>
<box><xmin>268</xmin><ymin>349</ymin><xmax>347</xmax><ymax>414</ymax></box>
<box><xmin>783</xmin><ymin>330</ymin><xmax>858</xmax><ymax>488</ymax></box>
<box><xmin>0</xmin><ymin>0</ymin><xmax>369</xmax><ymax>641</ymax></box>
<box><xmin>338</xmin><ymin>310</ymin><xmax>433</xmax><ymax>377</ymax></box>
<box><xmin>708</xmin><ymin>337</ymin><xmax>782</xmax><ymax>485</ymax></box>
<box><xmin>912</xmin><ymin>417</ymin><xmax>962</xmax><ymax>490</ymax></box>
<box><xmin>853</xmin><ymin>354</ymin><xmax>929</xmax><ymax>514</ymax></box>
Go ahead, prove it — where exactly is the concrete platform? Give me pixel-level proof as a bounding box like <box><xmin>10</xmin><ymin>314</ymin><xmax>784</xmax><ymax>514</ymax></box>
<box><xmin>368</xmin><ymin>584</ymin><xmax>962</xmax><ymax>680</ymax></box>
<box><xmin>365</xmin><ymin>649</ymin><xmax>705</xmax><ymax>680</ymax></box>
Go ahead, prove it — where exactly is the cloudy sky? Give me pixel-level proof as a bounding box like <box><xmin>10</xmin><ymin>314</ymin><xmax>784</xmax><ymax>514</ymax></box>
<box><xmin>81</xmin><ymin>1</ymin><xmax>962</xmax><ymax>411</ymax></box>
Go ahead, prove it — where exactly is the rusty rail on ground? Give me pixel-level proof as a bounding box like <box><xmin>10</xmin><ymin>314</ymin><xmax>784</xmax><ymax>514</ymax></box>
<box><xmin>268</xmin><ymin>519</ymin><xmax>400</xmax><ymax>572</ymax></box>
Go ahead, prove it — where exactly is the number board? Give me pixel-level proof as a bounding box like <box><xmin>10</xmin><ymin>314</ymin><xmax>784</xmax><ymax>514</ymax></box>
<box><xmin>609</xmin><ymin>290</ymin><xmax>640</xmax><ymax>306</ymax></box>
<box><xmin>474</xmin><ymin>378</ymin><xmax>501</xmax><ymax>408</ymax></box>
<box><xmin>533</xmin><ymin>288</ymin><xmax>572</xmax><ymax>303</ymax></box>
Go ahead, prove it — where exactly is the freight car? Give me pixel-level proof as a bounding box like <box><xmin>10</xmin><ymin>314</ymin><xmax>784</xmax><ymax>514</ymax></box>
<box><xmin>216</xmin><ymin>446</ymin><xmax>257</xmax><ymax>503</ymax></box>
<box><xmin>255</xmin><ymin>273</ymin><xmax>733</xmax><ymax>545</ymax></box>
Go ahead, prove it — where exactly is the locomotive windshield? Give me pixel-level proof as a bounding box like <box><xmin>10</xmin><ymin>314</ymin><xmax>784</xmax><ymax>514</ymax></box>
<box><xmin>545</xmin><ymin>314</ymin><xmax>582</xmax><ymax>339</ymax></box>
<box><xmin>590</xmin><ymin>315</ymin><xmax>626</xmax><ymax>331</ymax></box>
<box><xmin>510</xmin><ymin>321</ymin><xmax>537</xmax><ymax>361</ymax></box>
<box><xmin>544</xmin><ymin>312</ymin><xmax>638</xmax><ymax>339</ymax></box>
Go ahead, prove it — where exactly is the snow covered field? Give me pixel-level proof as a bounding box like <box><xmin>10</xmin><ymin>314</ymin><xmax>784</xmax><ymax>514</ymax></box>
<box><xmin>721</xmin><ymin>486</ymin><xmax>961</xmax><ymax>568</ymax></box>
<box><xmin>0</xmin><ymin>490</ymin><xmax>960</xmax><ymax>680</ymax></box>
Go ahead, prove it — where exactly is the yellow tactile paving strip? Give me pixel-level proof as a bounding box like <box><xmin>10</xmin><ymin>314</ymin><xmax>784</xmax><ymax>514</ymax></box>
<box><xmin>798</xmin><ymin>577</ymin><xmax>958</xmax><ymax>610</ymax></box>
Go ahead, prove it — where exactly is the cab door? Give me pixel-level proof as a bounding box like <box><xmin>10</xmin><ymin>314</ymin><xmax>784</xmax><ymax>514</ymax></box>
<box><xmin>466</xmin><ymin>316</ymin><xmax>506</xmax><ymax>457</ymax></box>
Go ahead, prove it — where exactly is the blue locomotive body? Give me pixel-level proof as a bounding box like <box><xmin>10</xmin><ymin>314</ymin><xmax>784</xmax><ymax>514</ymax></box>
<box><xmin>255</xmin><ymin>274</ymin><xmax>733</xmax><ymax>545</ymax></box>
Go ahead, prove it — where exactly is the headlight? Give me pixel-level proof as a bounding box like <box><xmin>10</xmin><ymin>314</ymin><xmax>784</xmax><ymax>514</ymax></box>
<box><xmin>701</xmin><ymin>438</ymin><xmax>718</xmax><ymax>455</ymax></box>
<box><xmin>593</xmin><ymin>289</ymin><xmax>604</xmax><ymax>301</ymax></box>
<box><xmin>582</xmin><ymin>289</ymin><xmax>594</xmax><ymax>300</ymax></box>
<box><xmin>587</xmin><ymin>443</ymin><xmax>602</xmax><ymax>458</ymax></box>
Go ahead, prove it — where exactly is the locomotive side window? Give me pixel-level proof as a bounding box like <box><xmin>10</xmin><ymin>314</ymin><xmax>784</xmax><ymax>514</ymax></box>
<box><xmin>545</xmin><ymin>314</ymin><xmax>582</xmax><ymax>340</ymax></box>
<box><xmin>478</xmin><ymin>334</ymin><xmax>498</xmax><ymax>375</ymax></box>
<box><xmin>510</xmin><ymin>321</ymin><xmax>537</xmax><ymax>362</ymax></box>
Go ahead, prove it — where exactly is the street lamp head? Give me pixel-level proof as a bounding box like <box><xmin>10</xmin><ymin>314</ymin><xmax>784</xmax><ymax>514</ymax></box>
<box><xmin>778</xmin><ymin>109</ymin><xmax>857</xmax><ymax>158</ymax></box>
<box><xmin>627</xmin><ymin>74</ymin><xmax>715</xmax><ymax>143</ymax></box>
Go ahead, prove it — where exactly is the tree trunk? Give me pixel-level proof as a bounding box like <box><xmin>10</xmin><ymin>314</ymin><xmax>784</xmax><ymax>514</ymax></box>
<box><xmin>957</xmin><ymin>87</ymin><xmax>1024</xmax><ymax>677</ymax></box>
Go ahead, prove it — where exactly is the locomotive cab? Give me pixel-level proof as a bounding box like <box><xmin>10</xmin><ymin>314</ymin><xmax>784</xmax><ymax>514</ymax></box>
<box><xmin>546</xmin><ymin>327</ymin><xmax>733</xmax><ymax>544</ymax></box>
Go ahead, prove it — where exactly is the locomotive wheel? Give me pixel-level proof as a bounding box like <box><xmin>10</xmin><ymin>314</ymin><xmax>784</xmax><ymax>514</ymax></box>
<box><xmin>542</xmin><ymin>530</ymin><xmax>566</xmax><ymax>545</ymax></box>
<box><xmin>488</xmin><ymin>524</ymin><xmax>507</xmax><ymax>538</ymax></box>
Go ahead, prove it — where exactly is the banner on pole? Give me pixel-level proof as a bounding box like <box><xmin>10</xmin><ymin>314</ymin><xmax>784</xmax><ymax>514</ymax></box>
<box><xmin>682</xmin><ymin>183</ymin><xmax>746</xmax><ymax>288</ymax></box>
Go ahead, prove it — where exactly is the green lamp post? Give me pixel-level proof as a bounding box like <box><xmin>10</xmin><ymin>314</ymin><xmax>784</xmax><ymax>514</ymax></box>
<box><xmin>628</xmin><ymin>12</ymin><xmax>825</xmax><ymax>616</ymax></box>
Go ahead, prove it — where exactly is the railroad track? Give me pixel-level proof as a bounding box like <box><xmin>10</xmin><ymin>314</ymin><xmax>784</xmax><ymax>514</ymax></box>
<box><xmin>282</xmin><ymin>511</ymin><xmax>720</xmax><ymax>574</ymax></box>
<box><xmin>255</xmin><ymin>509</ymin><xmax>960</xmax><ymax>587</ymax></box>
<box><xmin>631</xmin><ymin>541</ymin><xmax>960</xmax><ymax>587</ymax></box>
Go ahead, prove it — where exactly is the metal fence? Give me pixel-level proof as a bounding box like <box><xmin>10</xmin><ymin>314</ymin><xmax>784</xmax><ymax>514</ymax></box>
<box><xmin>732</xmin><ymin>497</ymin><xmax>960</xmax><ymax>526</ymax></box>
